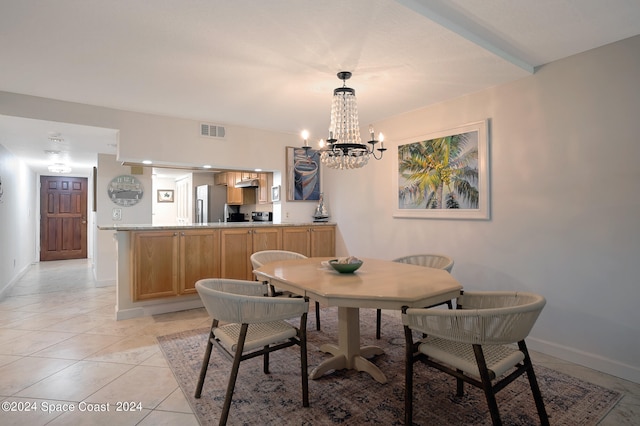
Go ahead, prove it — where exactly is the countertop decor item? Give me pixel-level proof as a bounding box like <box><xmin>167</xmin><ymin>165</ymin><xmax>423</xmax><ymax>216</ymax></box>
<box><xmin>313</xmin><ymin>192</ymin><xmax>329</xmax><ymax>222</ymax></box>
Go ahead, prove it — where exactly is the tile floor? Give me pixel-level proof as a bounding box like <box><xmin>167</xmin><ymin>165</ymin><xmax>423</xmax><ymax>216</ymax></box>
<box><xmin>1</xmin><ymin>259</ymin><xmax>639</xmax><ymax>425</ymax></box>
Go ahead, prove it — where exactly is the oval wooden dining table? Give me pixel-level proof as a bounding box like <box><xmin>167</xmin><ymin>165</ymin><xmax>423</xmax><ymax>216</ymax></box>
<box><xmin>253</xmin><ymin>257</ymin><xmax>463</xmax><ymax>384</ymax></box>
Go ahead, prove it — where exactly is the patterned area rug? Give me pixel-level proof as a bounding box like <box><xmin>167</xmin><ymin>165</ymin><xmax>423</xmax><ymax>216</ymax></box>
<box><xmin>158</xmin><ymin>307</ymin><xmax>621</xmax><ymax>425</ymax></box>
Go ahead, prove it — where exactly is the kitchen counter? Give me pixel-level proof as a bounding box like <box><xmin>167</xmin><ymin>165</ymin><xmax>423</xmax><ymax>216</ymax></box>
<box><xmin>97</xmin><ymin>221</ymin><xmax>335</xmax><ymax>231</ymax></box>
<box><xmin>100</xmin><ymin>221</ymin><xmax>336</xmax><ymax>320</ymax></box>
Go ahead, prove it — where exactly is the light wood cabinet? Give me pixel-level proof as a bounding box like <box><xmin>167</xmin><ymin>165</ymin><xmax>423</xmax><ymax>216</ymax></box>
<box><xmin>257</xmin><ymin>172</ymin><xmax>273</xmax><ymax>204</ymax></box>
<box><xmin>131</xmin><ymin>231</ymin><xmax>179</xmax><ymax>301</ymax></box>
<box><xmin>220</xmin><ymin>227</ymin><xmax>282</xmax><ymax>280</ymax></box>
<box><xmin>282</xmin><ymin>225</ymin><xmax>335</xmax><ymax>257</ymax></box>
<box><xmin>130</xmin><ymin>225</ymin><xmax>333</xmax><ymax>301</ymax></box>
<box><xmin>132</xmin><ymin>229</ymin><xmax>220</xmax><ymax>300</ymax></box>
<box><xmin>178</xmin><ymin>229</ymin><xmax>220</xmax><ymax>294</ymax></box>
<box><xmin>225</xmin><ymin>172</ymin><xmax>256</xmax><ymax>205</ymax></box>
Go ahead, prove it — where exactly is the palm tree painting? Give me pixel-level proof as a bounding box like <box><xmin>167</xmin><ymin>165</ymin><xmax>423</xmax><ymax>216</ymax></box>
<box><xmin>398</xmin><ymin>130</ymin><xmax>479</xmax><ymax>210</ymax></box>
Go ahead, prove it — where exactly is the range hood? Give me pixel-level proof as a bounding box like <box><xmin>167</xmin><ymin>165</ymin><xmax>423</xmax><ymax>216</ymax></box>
<box><xmin>235</xmin><ymin>179</ymin><xmax>259</xmax><ymax>188</ymax></box>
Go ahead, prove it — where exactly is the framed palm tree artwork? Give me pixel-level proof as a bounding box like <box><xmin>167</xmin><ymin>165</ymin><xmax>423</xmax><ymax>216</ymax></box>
<box><xmin>393</xmin><ymin>120</ymin><xmax>490</xmax><ymax>220</ymax></box>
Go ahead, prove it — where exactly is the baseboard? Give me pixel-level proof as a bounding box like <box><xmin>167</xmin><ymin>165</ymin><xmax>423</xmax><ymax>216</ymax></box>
<box><xmin>116</xmin><ymin>298</ymin><xmax>204</xmax><ymax>320</ymax></box>
<box><xmin>528</xmin><ymin>336</ymin><xmax>640</xmax><ymax>384</ymax></box>
<box><xmin>0</xmin><ymin>263</ymin><xmax>31</xmax><ymax>300</ymax></box>
<box><xmin>95</xmin><ymin>279</ymin><xmax>115</xmax><ymax>288</ymax></box>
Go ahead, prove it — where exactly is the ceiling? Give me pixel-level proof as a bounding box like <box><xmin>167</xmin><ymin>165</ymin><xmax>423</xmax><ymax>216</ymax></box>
<box><xmin>1</xmin><ymin>0</ymin><xmax>640</xmax><ymax>176</ymax></box>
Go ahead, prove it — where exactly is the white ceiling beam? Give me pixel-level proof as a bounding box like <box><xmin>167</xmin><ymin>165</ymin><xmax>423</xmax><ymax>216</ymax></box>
<box><xmin>395</xmin><ymin>0</ymin><xmax>535</xmax><ymax>74</ymax></box>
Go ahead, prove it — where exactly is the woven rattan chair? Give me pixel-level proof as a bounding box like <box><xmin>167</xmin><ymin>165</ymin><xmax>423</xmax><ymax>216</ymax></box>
<box><xmin>251</xmin><ymin>250</ymin><xmax>321</xmax><ymax>331</ymax></box>
<box><xmin>194</xmin><ymin>278</ymin><xmax>310</xmax><ymax>425</ymax></box>
<box><xmin>402</xmin><ymin>291</ymin><xmax>549</xmax><ymax>426</ymax></box>
<box><xmin>375</xmin><ymin>254</ymin><xmax>454</xmax><ymax>339</ymax></box>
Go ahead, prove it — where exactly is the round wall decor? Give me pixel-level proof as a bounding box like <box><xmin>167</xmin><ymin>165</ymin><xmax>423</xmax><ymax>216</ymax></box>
<box><xmin>107</xmin><ymin>175</ymin><xmax>144</xmax><ymax>206</ymax></box>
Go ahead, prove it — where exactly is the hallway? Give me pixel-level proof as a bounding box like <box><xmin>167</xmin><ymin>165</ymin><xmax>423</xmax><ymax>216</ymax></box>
<box><xmin>0</xmin><ymin>259</ymin><xmax>638</xmax><ymax>425</ymax></box>
<box><xmin>0</xmin><ymin>259</ymin><xmax>208</xmax><ymax>425</ymax></box>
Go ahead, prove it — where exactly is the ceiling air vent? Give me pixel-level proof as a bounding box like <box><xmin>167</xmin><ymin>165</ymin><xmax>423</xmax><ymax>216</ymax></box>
<box><xmin>200</xmin><ymin>123</ymin><xmax>226</xmax><ymax>138</ymax></box>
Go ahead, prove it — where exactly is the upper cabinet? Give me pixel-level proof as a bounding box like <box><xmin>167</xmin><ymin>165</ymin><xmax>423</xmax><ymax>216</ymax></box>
<box><xmin>214</xmin><ymin>171</ymin><xmax>272</xmax><ymax>205</ymax></box>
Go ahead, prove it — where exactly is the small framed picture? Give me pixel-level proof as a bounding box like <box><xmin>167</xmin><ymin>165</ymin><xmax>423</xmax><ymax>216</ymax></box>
<box><xmin>271</xmin><ymin>185</ymin><xmax>281</xmax><ymax>202</ymax></box>
<box><xmin>157</xmin><ymin>189</ymin><xmax>174</xmax><ymax>203</ymax></box>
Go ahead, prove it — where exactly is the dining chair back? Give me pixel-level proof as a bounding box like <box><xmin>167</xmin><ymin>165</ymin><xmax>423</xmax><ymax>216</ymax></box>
<box><xmin>402</xmin><ymin>291</ymin><xmax>549</xmax><ymax>426</ymax></box>
<box><xmin>194</xmin><ymin>278</ymin><xmax>310</xmax><ymax>425</ymax></box>
<box><xmin>250</xmin><ymin>250</ymin><xmax>321</xmax><ymax>330</ymax></box>
<box><xmin>375</xmin><ymin>253</ymin><xmax>454</xmax><ymax>339</ymax></box>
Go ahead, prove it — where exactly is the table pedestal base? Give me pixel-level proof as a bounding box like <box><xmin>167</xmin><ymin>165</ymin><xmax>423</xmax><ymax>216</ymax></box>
<box><xmin>309</xmin><ymin>307</ymin><xmax>387</xmax><ymax>384</ymax></box>
<box><xmin>310</xmin><ymin>343</ymin><xmax>386</xmax><ymax>383</ymax></box>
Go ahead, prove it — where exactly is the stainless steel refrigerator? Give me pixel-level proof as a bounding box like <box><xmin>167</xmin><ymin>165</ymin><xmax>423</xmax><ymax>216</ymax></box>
<box><xmin>195</xmin><ymin>184</ymin><xmax>226</xmax><ymax>223</ymax></box>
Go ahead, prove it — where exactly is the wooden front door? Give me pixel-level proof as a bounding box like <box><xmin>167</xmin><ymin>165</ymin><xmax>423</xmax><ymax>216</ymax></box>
<box><xmin>40</xmin><ymin>176</ymin><xmax>88</xmax><ymax>261</ymax></box>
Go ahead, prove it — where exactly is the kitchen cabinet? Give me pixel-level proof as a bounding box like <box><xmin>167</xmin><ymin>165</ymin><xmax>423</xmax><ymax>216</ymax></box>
<box><xmin>131</xmin><ymin>229</ymin><xmax>220</xmax><ymax>300</ymax></box>
<box><xmin>282</xmin><ymin>225</ymin><xmax>335</xmax><ymax>257</ymax></box>
<box><xmin>258</xmin><ymin>172</ymin><xmax>273</xmax><ymax>204</ymax></box>
<box><xmin>126</xmin><ymin>224</ymin><xmax>333</xmax><ymax>302</ymax></box>
<box><xmin>226</xmin><ymin>172</ymin><xmax>256</xmax><ymax>205</ymax></box>
<box><xmin>220</xmin><ymin>227</ymin><xmax>282</xmax><ymax>280</ymax></box>
<box><xmin>179</xmin><ymin>229</ymin><xmax>220</xmax><ymax>294</ymax></box>
<box><xmin>131</xmin><ymin>231</ymin><xmax>179</xmax><ymax>301</ymax></box>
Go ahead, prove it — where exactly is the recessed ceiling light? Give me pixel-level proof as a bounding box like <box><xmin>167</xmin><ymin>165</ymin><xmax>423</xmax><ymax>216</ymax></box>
<box><xmin>142</xmin><ymin>160</ymin><xmax>152</xmax><ymax>165</ymax></box>
<box><xmin>203</xmin><ymin>165</ymin><xmax>212</xmax><ymax>169</ymax></box>
<box><xmin>48</xmin><ymin>163</ymin><xmax>72</xmax><ymax>173</ymax></box>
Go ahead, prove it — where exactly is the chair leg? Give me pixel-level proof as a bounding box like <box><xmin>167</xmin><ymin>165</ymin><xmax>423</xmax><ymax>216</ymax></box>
<box><xmin>220</xmin><ymin>323</ymin><xmax>248</xmax><ymax>426</ymax></box>
<box><xmin>403</xmin><ymin>322</ymin><xmax>415</xmax><ymax>426</ymax></box>
<box><xmin>195</xmin><ymin>322</ymin><xmax>216</xmax><ymax>398</ymax></box>
<box><xmin>263</xmin><ymin>345</ymin><xmax>270</xmax><ymax>374</ymax></box>
<box><xmin>376</xmin><ymin>309</ymin><xmax>382</xmax><ymax>339</ymax></box>
<box><xmin>518</xmin><ymin>341</ymin><xmax>550</xmax><ymax>426</ymax></box>
<box><xmin>456</xmin><ymin>369</ymin><xmax>464</xmax><ymax>397</ymax></box>
<box><xmin>315</xmin><ymin>301</ymin><xmax>321</xmax><ymax>331</ymax></box>
<box><xmin>473</xmin><ymin>345</ymin><xmax>502</xmax><ymax>426</ymax></box>
<box><xmin>300</xmin><ymin>313</ymin><xmax>309</xmax><ymax>407</ymax></box>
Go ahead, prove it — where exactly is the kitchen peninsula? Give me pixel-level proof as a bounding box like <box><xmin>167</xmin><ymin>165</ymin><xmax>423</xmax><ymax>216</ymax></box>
<box><xmin>98</xmin><ymin>222</ymin><xmax>336</xmax><ymax>320</ymax></box>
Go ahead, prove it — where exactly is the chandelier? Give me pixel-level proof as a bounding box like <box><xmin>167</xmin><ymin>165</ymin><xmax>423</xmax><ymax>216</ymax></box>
<box><xmin>302</xmin><ymin>71</ymin><xmax>385</xmax><ymax>169</ymax></box>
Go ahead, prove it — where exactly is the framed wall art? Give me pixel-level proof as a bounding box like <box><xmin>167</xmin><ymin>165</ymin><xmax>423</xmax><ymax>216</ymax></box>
<box><xmin>157</xmin><ymin>189</ymin><xmax>174</xmax><ymax>203</ymax></box>
<box><xmin>286</xmin><ymin>146</ymin><xmax>321</xmax><ymax>201</ymax></box>
<box><xmin>271</xmin><ymin>185</ymin><xmax>281</xmax><ymax>202</ymax></box>
<box><xmin>393</xmin><ymin>119</ymin><xmax>490</xmax><ymax>220</ymax></box>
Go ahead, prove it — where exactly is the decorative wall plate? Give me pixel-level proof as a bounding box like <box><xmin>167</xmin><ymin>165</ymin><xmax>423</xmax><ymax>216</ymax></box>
<box><xmin>107</xmin><ymin>175</ymin><xmax>144</xmax><ymax>206</ymax></box>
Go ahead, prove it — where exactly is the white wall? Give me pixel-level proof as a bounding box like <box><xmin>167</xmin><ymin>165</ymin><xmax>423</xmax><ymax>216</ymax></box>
<box><xmin>0</xmin><ymin>144</ymin><xmax>37</xmax><ymax>297</ymax></box>
<box><xmin>324</xmin><ymin>35</ymin><xmax>640</xmax><ymax>383</ymax></box>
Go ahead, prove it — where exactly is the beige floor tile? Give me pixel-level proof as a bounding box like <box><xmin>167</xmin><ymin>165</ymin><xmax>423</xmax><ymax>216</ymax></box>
<box><xmin>84</xmin><ymin>316</ymin><xmax>156</xmax><ymax>337</ymax></box>
<box><xmin>136</xmin><ymin>410</ymin><xmax>199</xmax><ymax>426</ymax></box>
<box><xmin>0</xmin><ymin>330</ymin><xmax>76</xmax><ymax>356</ymax></box>
<box><xmin>47</xmin><ymin>405</ymin><xmax>150</xmax><ymax>426</ymax></box>
<box><xmin>3</xmin><ymin>312</ymin><xmax>87</xmax><ymax>331</ymax></box>
<box><xmin>33</xmin><ymin>334</ymin><xmax>124</xmax><ymax>360</ymax></box>
<box><xmin>0</xmin><ymin>397</ymin><xmax>66</xmax><ymax>426</ymax></box>
<box><xmin>43</xmin><ymin>315</ymin><xmax>110</xmax><ymax>334</ymax></box>
<box><xmin>139</xmin><ymin>351</ymin><xmax>169</xmax><ymax>368</ymax></box>
<box><xmin>85</xmin><ymin>365</ymin><xmax>178</xmax><ymax>410</ymax></box>
<box><xmin>0</xmin><ymin>310</ymin><xmax>39</xmax><ymax>326</ymax></box>
<box><xmin>85</xmin><ymin>335</ymin><xmax>160</xmax><ymax>364</ymax></box>
<box><xmin>0</xmin><ymin>356</ymin><xmax>76</xmax><ymax>395</ymax></box>
<box><xmin>15</xmin><ymin>360</ymin><xmax>133</xmax><ymax>401</ymax></box>
<box><xmin>0</xmin><ymin>354</ymin><xmax>21</xmax><ymax>368</ymax></box>
<box><xmin>0</xmin><ymin>329</ymin><xmax>29</xmax><ymax>346</ymax></box>
<box><xmin>155</xmin><ymin>388</ymin><xmax>194</xmax><ymax>413</ymax></box>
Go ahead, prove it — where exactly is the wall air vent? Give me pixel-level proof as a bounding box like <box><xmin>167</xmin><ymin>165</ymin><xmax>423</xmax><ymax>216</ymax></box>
<box><xmin>200</xmin><ymin>123</ymin><xmax>226</xmax><ymax>138</ymax></box>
